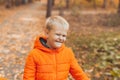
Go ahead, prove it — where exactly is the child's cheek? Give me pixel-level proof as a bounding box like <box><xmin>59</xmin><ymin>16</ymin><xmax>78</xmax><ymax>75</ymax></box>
<box><xmin>55</xmin><ymin>35</ymin><xmax>59</xmax><ymax>40</ymax></box>
<box><xmin>63</xmin><ymin>37</ymin><xmax>66</xmax><ymax>42</ymax></box>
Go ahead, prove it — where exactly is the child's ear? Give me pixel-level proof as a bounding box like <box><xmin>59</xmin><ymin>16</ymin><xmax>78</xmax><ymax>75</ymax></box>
<box><xmin>44</xmin><ymin>29</ymin><xmax>49</xmax><ymax>37</ymax></box>
<box><xmin>45</xmin><ymin>29</ymin><xmax>49</xmax><ymax>34</ymax></box>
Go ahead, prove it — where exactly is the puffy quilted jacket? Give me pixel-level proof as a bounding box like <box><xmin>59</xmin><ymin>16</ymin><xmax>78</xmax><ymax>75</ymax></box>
<box><xmin>23</xmin><ymin>36</ymin><xmax>90</xmax><ymax>80</ymax></box>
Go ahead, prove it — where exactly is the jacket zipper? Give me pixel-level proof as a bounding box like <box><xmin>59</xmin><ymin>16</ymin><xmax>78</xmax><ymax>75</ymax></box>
<box><xmin>53</xmin><ymin>53</ymin><xmax>57</xmax><ymax>80</ymax></box>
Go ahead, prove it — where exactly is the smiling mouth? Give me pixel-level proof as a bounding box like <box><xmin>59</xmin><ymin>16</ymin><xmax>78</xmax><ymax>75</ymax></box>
<box><xmin>56</xmin><ymin>41</ymin><xmax>63</xmax><ymax>43</ymax></box>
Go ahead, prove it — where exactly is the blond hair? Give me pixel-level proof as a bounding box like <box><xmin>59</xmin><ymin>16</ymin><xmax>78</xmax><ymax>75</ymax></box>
<box><xmin>45</xmin><ymin>16</ymin><xmax>69</xmax><ymax>31</ymax></box>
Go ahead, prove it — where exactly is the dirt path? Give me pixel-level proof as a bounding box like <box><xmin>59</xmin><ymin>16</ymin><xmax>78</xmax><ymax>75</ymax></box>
<box><xmin>0</xmin><ymin>1</ymin><xmax>45</xmax><ymax>80</ymax></box>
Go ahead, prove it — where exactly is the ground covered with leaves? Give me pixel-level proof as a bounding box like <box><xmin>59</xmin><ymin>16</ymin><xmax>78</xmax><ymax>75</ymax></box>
<box><xmin>64</xmin><ymin>11</ymin><xmax>120</xmax><ymax>80</ymax></box>
<box><xmin>0</xmin><ymin>1</ymin><xmax>120</xmax><ymax>80</ymax></box>
<box><xmin>0</xmin><ymin>2</ymin><xmax>45</xmax><ymax>80</ymax></box>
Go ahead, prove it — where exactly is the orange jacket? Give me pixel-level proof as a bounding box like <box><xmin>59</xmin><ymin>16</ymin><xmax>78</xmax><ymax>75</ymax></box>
<box><xmin>23</xmin><ymin>36</ymin><xmax>90</xmax><ymax>80</ymax></box>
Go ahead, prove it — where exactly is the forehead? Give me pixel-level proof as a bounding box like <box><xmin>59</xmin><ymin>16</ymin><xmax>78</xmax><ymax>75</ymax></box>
<box><xmin>52</xmin><ymin>25</ymin><xmax>69</xmax><ymax>31</ymax></box>
<box><xmin>49</xmin><ymin>26</ymin><xmax>68</xmax><ymax>35</ymax></box>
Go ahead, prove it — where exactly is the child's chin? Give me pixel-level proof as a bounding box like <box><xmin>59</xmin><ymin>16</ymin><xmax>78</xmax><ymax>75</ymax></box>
<box><xmin>55</xmin><ymin>45</ymin><xmax>62</xmax><ymax>48</ymax></box>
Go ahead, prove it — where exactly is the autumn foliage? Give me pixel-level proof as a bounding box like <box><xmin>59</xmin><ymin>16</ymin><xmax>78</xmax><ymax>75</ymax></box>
<box><xmin>0</xmin><ymin>0</ymin><xmax>120</xmax><ymax>80</ymax></box>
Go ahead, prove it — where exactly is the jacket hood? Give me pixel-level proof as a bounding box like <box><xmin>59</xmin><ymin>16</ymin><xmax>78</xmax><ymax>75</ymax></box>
<box><xmin>33</xmin><ymin>35</ymin><xmax>65</xmax><ymax>53</ymax></box>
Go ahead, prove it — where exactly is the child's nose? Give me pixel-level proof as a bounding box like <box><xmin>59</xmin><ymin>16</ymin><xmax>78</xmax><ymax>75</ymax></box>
<box><xmin>59</xmin><ymin>36</ymin><xmax>63</xmax><ymax>41</ymax></box>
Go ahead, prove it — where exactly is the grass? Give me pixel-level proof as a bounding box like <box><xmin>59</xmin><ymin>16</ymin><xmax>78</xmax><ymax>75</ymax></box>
<box><xmin>66</xmin><ymin>31</ymin><xmax>120</xmax><ymax>79</ymax></box>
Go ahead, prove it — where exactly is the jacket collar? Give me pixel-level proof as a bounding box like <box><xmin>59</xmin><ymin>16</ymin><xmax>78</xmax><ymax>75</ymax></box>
<box><xmin>33</xmin><ymin>35</ymin><xmax>65</xmax><ymax>53</ymax></box>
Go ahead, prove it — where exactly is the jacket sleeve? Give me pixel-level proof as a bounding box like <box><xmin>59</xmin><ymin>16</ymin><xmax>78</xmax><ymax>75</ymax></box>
<box><xmin>69</xmin><ymin>49</ymin><xmax>90</xmax><ymax>80</ymax></box>
<box><xmin>23</xmin><ymin>51</ymin><xmax>36</xmax><ymax>80</ymax></box>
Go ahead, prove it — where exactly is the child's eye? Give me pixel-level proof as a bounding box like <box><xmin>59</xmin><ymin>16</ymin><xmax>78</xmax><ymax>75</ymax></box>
<box><xmin>63</xmin><ymin>35</ymin><xmax>66</xmax><ymax>37</ymax></box>
<box><xmin>56</xmin><ymin>33</ymin><xmax>60</xmax><ymax>36</ymax></box>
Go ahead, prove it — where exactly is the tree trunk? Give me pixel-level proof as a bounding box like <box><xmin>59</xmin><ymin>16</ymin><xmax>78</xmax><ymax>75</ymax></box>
<box><xmin>22</xmin><ymin>0</ymin><xmax>26</xmax><ymax>4</ymax></box>
<box><xmin>46</xmin><ymin>0</ymin><xmax>52</xmax><ymax>18</ymax></box>
<box><xmin>5</xmin><ymin>0</ymin><xmax>11</xmax><ymax>8</ymax></box>
<box><xmin>118</xmin><ymin>0</ymin><xmax>120</xmax><ymax>13</ymax></box>
<box><xmin>103</xmin><ymin>0</ymin><xmax>107</xmax><ymax>8</ymax></box>
<box><xmin>59</xmin><ymin>0</ymin><xmax>64</xmax><ymax>16</ymax></box>
<box><xmin>93</xmin><ymin>0</ymin><xmax>96</xmax><ymax>9</ymax></box>
<box><xmin>109</xmin><ymin>0</ymin><xmax>115</xmax><ymax>8</ymax></box>
<box><xmin>66</xmin><ymin>0</ymin><xmax>69</xmax><ymax>8</ymax></box>
<box><xmin>28</xmin><ymin>0</ymin><xmax>32</xmax><ymax>3</ymax></box>
<box><xmin>86</xmin><ymin>0</ymin><xmax>92</xmax><ymax>2</ymax></box>
<box><xmin>15</xmin><ymin>0</ymin><xmax>20</xmax><ymax>6</ymax></box>
<box><xmin>52</xmin><ymin>0</ymin><xmax>55</xmax><ymax>6</ymax></box>
<box><xmin>11</xmin><ymin>0</ymin><xmax>14</xmax><ymax>6</ymax></box>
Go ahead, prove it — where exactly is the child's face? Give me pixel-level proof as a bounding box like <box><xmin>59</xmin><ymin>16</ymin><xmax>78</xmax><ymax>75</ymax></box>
<box><xmin>46</xmin><ymin>26</ymin><xmax>69</xmax><ymax>49</ymax></box>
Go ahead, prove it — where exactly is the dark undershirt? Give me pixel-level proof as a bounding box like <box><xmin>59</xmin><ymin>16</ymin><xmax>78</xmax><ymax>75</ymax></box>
<box><xmin>39</xmin><ymin>38</ymin><xmax>49</xmax><ymax>48</ymax></box>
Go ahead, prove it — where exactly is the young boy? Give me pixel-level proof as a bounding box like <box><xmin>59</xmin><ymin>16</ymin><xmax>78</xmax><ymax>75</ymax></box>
<box><xmin>23</xmin><ymin>16</ymin><xmax>90</xmax><ymax>80</ymax></box>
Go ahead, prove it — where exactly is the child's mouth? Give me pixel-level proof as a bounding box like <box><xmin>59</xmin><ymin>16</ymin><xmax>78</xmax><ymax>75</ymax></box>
<box><xmin>56</xmin><ymin>41</ymin><xmax>63</xmax><ymax>43</ymax></box>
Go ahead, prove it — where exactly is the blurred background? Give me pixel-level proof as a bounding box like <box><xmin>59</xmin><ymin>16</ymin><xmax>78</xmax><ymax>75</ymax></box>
<box><xmin>0</xmin><ymin>0</ymin><xmax>120</xmax><ymax>80</ymax></box>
